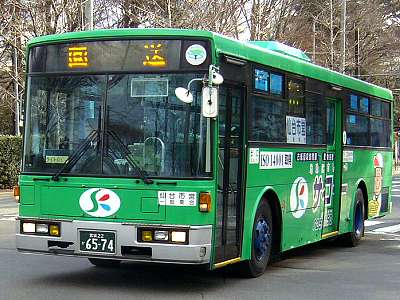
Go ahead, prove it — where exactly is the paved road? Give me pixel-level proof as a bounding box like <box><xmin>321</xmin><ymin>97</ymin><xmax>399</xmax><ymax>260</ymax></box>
<box><xmin>0</xmin><ymin>179</ymin><xmax>399</xmax><ymax>300</ymax></box>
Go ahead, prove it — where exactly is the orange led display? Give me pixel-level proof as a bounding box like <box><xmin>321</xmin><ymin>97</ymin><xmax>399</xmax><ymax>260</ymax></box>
<box><xmin>143</xmin><ymin>43</ymin><xmax>166</xmax><ymax>67</ymax></box>
<box><xmin>68</xmin><ymin>47</ymin><xmax>89</xmax><ymax>68</ymax></box>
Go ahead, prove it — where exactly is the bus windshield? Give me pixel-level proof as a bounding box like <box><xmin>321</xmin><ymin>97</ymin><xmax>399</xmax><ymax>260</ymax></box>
<box><xmin>23</xmin><ymin>73</ymin><xmax>211</xmax><ymax>178</ymax></box>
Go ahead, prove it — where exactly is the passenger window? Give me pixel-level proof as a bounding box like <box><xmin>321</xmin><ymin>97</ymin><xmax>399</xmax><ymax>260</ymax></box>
<box><xmin>370</xmin><ymin>119</ymin><xmax>390</xmax><ymax>147</ymax></box>
<box><xmin>346</xmin><ymin>114</ymin><xmax>369</xmax><ymax>146</ymax></box>
<box><xmin>271</xmin><ymin>73</ymin><xmax>283</xmax><ymax>95</ymax></box>
<box><xmin>306</xmin><ymin>93</ymin><xmax>326</xmax><ymax>145</ymax></box>
<box><xmin>254</xmin><ymin>68</ymin><xmax>284</xmax><ymax>97</ymax></box>
<box><xmin>350</xmin><ymin>94</ymin><xmax>358</xmax><ymax>110</ymax></box>
<box><xmin>287</xmin><ymin>79</ymin><xmax>305</xmax><ymax>116</ymax></box>
<box><xmin>254</xmin><ymin>69</ymin><xmax>269</xmax><ymax>92</ymax></box>
<box><xmin>250</xmin><ymin>95</ymin><xmax>287</xmax><ymax>142</ymax></box>
<box><xmin>371</xmin><ymin>99</ymin><xmax>390</xmax><ymax>118</ymax></box>
<box><xmin>360</xmin><ymin>97</ymin><xmax>369</xmax><ymax>114</ymax></box>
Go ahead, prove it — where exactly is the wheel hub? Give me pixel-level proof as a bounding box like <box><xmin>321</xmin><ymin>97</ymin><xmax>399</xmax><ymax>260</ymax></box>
<box><xmin>254</xmin><ymin>218</ymin><xmax>271</xmax><ymax>261</ymax></box>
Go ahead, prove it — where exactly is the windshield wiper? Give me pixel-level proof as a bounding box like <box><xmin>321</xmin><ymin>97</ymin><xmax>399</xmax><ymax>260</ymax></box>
<box><xmin>107</xmin><ymin>130</ymin><xmax>154</xmax><ymax>184</ymax></box>
<box><xmin>51</xmin><ymin>130</ymin><xmax>98</xmax><ymax>181</ymax></box>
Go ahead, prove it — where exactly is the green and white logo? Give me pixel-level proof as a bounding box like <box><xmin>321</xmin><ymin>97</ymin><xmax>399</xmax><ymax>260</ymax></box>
<box><xmin>290</xmin><ymin>177</ymin><xmax>308</xmax><ymax>219</ymax></box>
<box><xmin>185</xmin><ymin>44</ymin><xmax>207</xmax><ymax>66</ymax></box>
<box><xmin>79</xmin><ymin>188</ymin><xmax>120</xmax><ymax>217</ymax></box>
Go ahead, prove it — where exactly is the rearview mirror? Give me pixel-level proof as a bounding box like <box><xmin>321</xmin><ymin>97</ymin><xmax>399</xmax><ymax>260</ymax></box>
<box><xmin>175</xmin><ymin>87</ymin><xmax>193</xmax><ymax>103</ymax></box>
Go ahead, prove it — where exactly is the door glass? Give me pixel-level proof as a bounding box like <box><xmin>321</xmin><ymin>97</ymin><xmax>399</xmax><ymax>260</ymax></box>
<box><xmin>226</xmin><ymin>89</ymin><xmax>242</xmax><ymax>247</ymax></box>
<box><xmin>323</xmin><ymin>100</ymin><xmax>341</xmax><ymax>234</ymax></box>
<box><xmin>327</xmin><ymin>102</ymin><xmax>335</xmax><ymax>145</ymax></box>
<box><xmin>216</xmin><ymin>88</ymin><xmax>227</xmax><ymax>249</ymax></box>
<box><xmin>216</xmin><ymin>85</ymin><xmax>243</xmax><ymax>261</ymax></box>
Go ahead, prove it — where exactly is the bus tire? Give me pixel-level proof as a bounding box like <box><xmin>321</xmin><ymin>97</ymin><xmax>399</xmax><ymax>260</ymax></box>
<box><xmin>343</xmin><ymin>188</ymin><xmax>365</xmax><ymax>247</ymax></box>
<box><xmin>88</xmin><ymin>258</ymin><xmax>121</xmax><ymax>268</ymax></box>
<box><xmin>240</xmin><ymin>201</ymin><xmax>273</xmax><ymax>278</ymax></box>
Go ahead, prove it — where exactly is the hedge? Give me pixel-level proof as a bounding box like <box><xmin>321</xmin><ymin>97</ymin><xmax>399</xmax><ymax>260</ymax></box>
<box><xmin>0</xmin><ymin>135</ymin><xmax>22</xmax><ymax>189</ymax></box>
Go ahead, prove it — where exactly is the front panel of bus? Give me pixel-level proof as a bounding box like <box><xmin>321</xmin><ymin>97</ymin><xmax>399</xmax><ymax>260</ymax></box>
<box><xmin>17</xmin><ymin>37</ymin><xmax>217</xmax><ymax>265</ymax></box>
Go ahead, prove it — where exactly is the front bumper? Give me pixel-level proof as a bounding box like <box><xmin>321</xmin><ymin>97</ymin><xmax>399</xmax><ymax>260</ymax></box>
<box><xmin>16</xmin><ymin>218</ymin><xmax>212</xmax><ymax>265</ymax></box>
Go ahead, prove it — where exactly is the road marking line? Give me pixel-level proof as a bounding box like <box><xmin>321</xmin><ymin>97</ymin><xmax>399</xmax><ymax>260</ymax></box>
<box><xmin>373</xmin><ymin>224</ymin><xmax>400</xmax><ymax>233</ymax></box>
<box><xmin>366</xmin><ymin>231</ymin><xmax>400</xmax><ymax>238</ymax></box>
<box><xmin>365</xmin><ymin>220</ymin><xmax>384</xmax><ymax>227</ymax></box>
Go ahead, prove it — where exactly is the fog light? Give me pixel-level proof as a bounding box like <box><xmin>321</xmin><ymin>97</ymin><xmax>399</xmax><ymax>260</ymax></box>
<box><xmin>36</xmin><ymin>224</ymin><xmax>49</xmax><ymax>234</ymax></box>
<box><xmin>142</xmin><ymin>230</ymin><xmax>153</xmax><ymax>242</ymax></box>
<box><xmin>22</xmin><ymin>222</ymin><xmax>35</xmax><ymax>233</ymax></box>
<box><xmin>49</xmin><ymin>224</ymin><xmax>60</xmax><ymax>236</ymax></box>
<box><xmin>154</xmin><ymin>230</ymin><xmax>169</xmax><ymax>241</ymax></box>
<box><xmin>171</xmin><ymin>231</ymin><xmax>186</xmax><ymax>243</ymax></box>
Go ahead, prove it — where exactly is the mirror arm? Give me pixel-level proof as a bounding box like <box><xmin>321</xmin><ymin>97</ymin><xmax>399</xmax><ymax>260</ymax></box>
<box><xmin>187</xmin><ymin>78</ymin><xmax>204</xmax><ymax>92</ymax></box>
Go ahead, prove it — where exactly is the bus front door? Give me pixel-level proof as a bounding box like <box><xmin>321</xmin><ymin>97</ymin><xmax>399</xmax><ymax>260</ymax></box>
<box><xmin>214</xmin><ymin>84</ymin><xmax>245</xmax><ymax>265</ymax></box>
<box><xmin>322</xmin><ymin>98</ymin><xmax>343</xmax><ymax>238</ymax></box>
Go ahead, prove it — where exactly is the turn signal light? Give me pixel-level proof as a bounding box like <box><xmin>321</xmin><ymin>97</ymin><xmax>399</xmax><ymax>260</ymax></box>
<box><xmin>13</xmin><ymin>186</ymin><xmax>20</xmax><ymax>203</ymax></box>
<box><xmin>199</xmin><ymin>192</ymin><xmax>212</xmax><ymax>212</ymax></box>
<box><xmin>142</xmin><ymin>230</ymin><xmax>153</xmax><ymax>242</ymax></box>
<box><xmin>49</xmin><ymin>224</ymin><xmax>60</xmax><ymax>236</ymax></box>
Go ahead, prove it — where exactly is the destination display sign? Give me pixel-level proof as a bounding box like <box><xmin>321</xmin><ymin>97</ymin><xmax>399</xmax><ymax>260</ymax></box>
<box><xmin>29</xmin><ymin>39</ymin><xmax>210</xmax><ymax>73</ymax></box>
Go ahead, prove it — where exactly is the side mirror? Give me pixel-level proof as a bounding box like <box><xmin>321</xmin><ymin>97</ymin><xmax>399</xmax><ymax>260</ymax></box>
<box><xmin>211</xmin><ymin>72</ymin><xmax>224</xmax><ymax>85</ymax></box>
<box><xmin>202</xmin><ymin>87</ymin><xmax>218</xmax><ymax>118</ymax></box>
<box><xmin>175</xmin><ymin>65</ymin><xmax>223</xmax><ymax>118</ymax></box>
<box><xmin>209</xmin><ymin>65</ymin><xmax>224</xmax><ymax>86</ymax></box>
<box><xmin>174</xmin><ymin>87</ymin><xmax>193</xmax><ymax>103</ymax></box>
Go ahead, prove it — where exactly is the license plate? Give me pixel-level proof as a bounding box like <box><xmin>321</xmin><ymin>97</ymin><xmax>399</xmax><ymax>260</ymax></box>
<box><xmin>79</xmin><ymin>230</ymin><xmax>116</xmax><ymax>254</ymax></box>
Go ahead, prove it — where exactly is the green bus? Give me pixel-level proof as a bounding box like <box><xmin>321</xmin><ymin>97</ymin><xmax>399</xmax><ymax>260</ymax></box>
<box><xmin>17</xmin><ymin>28</ymin><xmax>393</xmax><ymax>277</ymax></box>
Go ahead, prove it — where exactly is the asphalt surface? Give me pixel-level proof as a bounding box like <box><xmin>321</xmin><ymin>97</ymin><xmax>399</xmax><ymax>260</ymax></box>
<box><xmin>0</xmin><ymin>178</ymin><xmax>399</xmax><ymax>300</ymax></box>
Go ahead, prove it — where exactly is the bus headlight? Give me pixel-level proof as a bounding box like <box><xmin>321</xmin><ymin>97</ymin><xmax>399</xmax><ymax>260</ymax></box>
<box><xmin>22</xmin><ymin>222</ymin><xmax>36</xmax><ymax>233</ymax></box>
<box><xmin>36</xmin><ymin>224</ymin><xmax>49</xmax><ymax>234</ymax></box>
<box><xmin>154</xmin><ymin>230</ymin><xmax>169</xmax><ymax>241</ymax></box>
<box><xmin>171</xmin><ymin>231</ymin><xmax>186</xmax><ymax>243</ymax></box>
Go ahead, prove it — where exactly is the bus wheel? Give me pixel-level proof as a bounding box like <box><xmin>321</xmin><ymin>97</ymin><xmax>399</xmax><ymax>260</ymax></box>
<box><xmin>88</xmin><ymin>258</ymin><xmax>121</xmax><ymax>268</ymax></box>
<box><xmin>240</xmin><ymin>201</ymin><xmax>273</xmax><ymax>277</ymax></box>
<box><xmin>343</xmin><ymin>188</ymin><xmax>365</xmax><ymax>247</ymax></box>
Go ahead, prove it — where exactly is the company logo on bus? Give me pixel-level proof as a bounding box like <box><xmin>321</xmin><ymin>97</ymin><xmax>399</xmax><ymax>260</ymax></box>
<box><xmin>79</xmin><ymin>188</ymin><xmax>120</xmax><ymax>217</ymax></box>
<box><xmin>290</xmin><ymin>177</ymin><xmax>308</xmax><ymax>219</ymax></box>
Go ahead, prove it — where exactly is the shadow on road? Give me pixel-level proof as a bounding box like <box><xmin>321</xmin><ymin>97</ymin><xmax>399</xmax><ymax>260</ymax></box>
<box><xmin>24</xmin><ymin>239</ymin><xmax>355</xmax><ymax>291</ymax></box>
<box><xmin>23</xmin><ymin>233</ymin><xmax>400</xmax><ymax>297</ymax></box>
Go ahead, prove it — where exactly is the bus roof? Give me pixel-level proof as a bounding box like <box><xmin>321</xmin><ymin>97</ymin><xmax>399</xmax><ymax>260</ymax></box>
<box><xmin>28</xmin><ymin>28</ymin><xmax>393</xmax><ymax>101</ymax></box>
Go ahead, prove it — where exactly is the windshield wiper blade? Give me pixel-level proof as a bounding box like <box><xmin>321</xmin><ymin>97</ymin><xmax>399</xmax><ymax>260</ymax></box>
<box><xmin>107</xmin><ymin>130</ymin><xmax>154</xmax><ymax>184</ymax></box>
<box><xmin>51</xmin><ymin>130</ymin><xmax>98</xmax><ymax>181</ymax></box>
